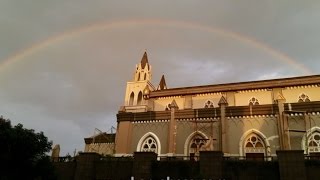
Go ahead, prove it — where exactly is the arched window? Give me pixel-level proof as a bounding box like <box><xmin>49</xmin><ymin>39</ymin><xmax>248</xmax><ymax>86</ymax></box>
<box><xmin>204</xmin><ymin>100</ymin><xmax>214</xmax><ymax>108</ymax></box>
<box><xmin>141</xmin><ymin>136</ymin><xmax>158</xmax><ymax>152</ymax></box>
<box><xmin>137</xmin><ymin>72</ymin><xmax>141</xmax><ymax>81</ymax></box>
<box><xmin>184</xmin><ymin>131</ymin><xmax>209</xmax><ymax>158</ymax></box>
<box><xmin>137</xmin><ymin>91</ymin><xmax>143</xmax><ymax>105</ymax></box>
<box><xmin>298</xmin><ymin>93</ymin><xmax>311</xmax><ymax>102</ymax></box>
<box><xmin>137</xmin><ymin>132</ymin><xmax>161</xmax><ymax>154</ymax></box>
<box><xmin>249</xmin><ymin>97</ymin><xmax>259</xmax><ymax>106</ymax></box>
<box><xmin>189</xmin><ymin>134</ymin><xmax>206</xmax><ymax>155</ymax></box>
<box><xmin>144</xmin><ymin>73</ymin><xmax>147</xmax><ymax>80</ymax></box>
<box><xmin>307</xmin><ymin>131</ymin><xmax>320</xmax><ymax>153</ymax></box>
<box><xmin>243</xmin><ymin>133</ymin><xmax>266</xmax><ymax>160</ymax></box>
<box><xmin>129</xmin><ymin>92</ymin><xmax>134</xmax><ymax>106</ymax></box>
<box><xmin>245</xmin><ymin>134</ymin><xmax>265</xmax><ymax>150</ymax></box>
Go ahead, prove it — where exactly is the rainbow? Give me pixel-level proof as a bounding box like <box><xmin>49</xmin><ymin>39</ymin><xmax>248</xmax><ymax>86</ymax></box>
<box><xmin>0</xmin><ymin>19</ymin><xmax>312</xmax><ymax>74</ymax></box>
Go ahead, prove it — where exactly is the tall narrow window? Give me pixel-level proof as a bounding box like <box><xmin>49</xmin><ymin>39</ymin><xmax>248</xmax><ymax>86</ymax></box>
<box><xmin>298</xmin><ymin>93</ymin><xmax>311</xmax><ymax>102</ymax></box>
<box><xmin>144</xmin><ymin>73</ymin><xmax>147</xmax><ymax>80</ymax></box>
<box><xmin>204</xmin><ymin>100</ymin><xmax>214</xmax><ymax>108</ymax></box>
<box><xmin>137</xmin><ymin>73</ymin><xmax>141</xmax><ymax>81</ymax></box>
<box><xmin>249</xmin><ymin>97</ymin><xmax>259</xmax><ymax>106</ymax></box>
<box><xmin>129</xmin><ymin>92</ymin><xmax>134</xmax><ymax>106</ymax></box>
<box><xmin>137</xmin><ymin>91</ymin><xmax>143</xmax><ymax>105</ymax></box>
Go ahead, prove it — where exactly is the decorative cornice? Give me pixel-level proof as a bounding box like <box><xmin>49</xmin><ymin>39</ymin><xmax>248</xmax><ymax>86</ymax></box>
<box><xmin>227</xmin><ymin>114</ymin><xmax>277</xmax><ymax>119</ymax></box>
<box><xmin>118</xmin><ymin>102</ymin><xmax>320</xmax><ymax>123</ymax></box>
<box><xmin>285</xmin><ymin>84</ymin><xmax>319</xmax><ymax>89</ymax></box>
<box><xmin>237</xmin><ymin>89</ymin><xmax>270</xmax><ymax>93</ymax></box>
<box><xmin>195</xmin><ymin>92</ymin><xmax>222</xmax><ymax>96</ymax></box>
<box><xmin>132</xmin><ymin>120</ymin><xmax>169</xmax><ymax>124</ymax></box>
<box><xmin>157</xmin><ymin>96</ymin><xmax>182</xmax><ymax>99</ymax></box>
<box><xmin>177</xmin><ymin>117</ymin><xmax>219</xmax><ymax>122</ymax></box>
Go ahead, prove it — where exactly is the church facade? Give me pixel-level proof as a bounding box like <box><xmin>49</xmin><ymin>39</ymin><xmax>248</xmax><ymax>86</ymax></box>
<box><xmin>88</xmin><ymin>52</ymin><xmax>320</xmax><ymax>159</ymax></box>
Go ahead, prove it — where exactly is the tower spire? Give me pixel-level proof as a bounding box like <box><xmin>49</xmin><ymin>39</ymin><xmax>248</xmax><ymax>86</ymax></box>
<box><xmin>140</xmin><ymin>51</ymin><xmax>149</xmax><ymax>69</ymax></box>
<box><xmin>134</xmin><ymin>51</ymin><xmax>152</xmax><ymax>82</ymax></box>
<box><xmin>124</xmin><ymin>52</ymin><xmax>154</xmax><ymax>111</ymax></box>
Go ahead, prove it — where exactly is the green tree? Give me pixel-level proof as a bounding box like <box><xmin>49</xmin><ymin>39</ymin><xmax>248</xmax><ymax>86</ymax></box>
<box><xmin>0</xmin><ymin>116</ymin><xmax>56</xmax><ymax>179</ymax></box>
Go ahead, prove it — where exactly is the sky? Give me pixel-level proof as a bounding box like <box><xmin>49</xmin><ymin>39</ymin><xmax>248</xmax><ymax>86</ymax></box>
<box><xmin>0</xmin><ymin>0</ymin><xmax>320</xmax><ymax>155</ymax></box>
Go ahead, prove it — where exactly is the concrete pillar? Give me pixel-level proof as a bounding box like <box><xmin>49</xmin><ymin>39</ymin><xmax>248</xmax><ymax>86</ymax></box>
<box><xmin>277</xmin><ymin>150</ymin><xmax>306</xmax><ymax>180</ymax></box>
<box><xmin>133</xmin><ymin>152</ymin><xmax>157</xmax><ymax>179</ymax></box>
<box><xmin>200</xmin><ymin>151</ymin><xmax>223</xmax><ymax>179</ymax></box>
<box><xmin>276</xmin><ymin>96</ymin><xmax>286</xmax><ymax>150</ymax></box>
<box><xmin>115</xmin><ymin>121</ymin><xmax>133</xmax><ymax>154</ymax></box>
<box><xmin>74</xmin><ymin>152</ymin><xmax>101</xmax><ymax>180</ymax></box>
<box><xmin>219</xmin><ymin>96</ymin><xmax>228</xmax><ymax>152</ymax></box>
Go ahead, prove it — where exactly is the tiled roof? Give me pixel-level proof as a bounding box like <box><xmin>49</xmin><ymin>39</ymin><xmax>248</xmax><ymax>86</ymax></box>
<box><xmin>150</xmin><ymin>75</ymin><xmax>320</xmax><ymax>98</ymax></box>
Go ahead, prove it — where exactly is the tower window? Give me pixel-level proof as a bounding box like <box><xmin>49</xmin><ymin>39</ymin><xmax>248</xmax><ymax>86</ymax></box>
<box><xmin>137</xmin><ymin>91</ymin><xmax>143</xmax><ymax>105</ymax></box>
<box><xmin>137</xmin><ymin>73</ymin><xmax>141</xmax><ymax>81</ymax></box>
<box><xmin>129</xmin><ymin>92</ymin><xmax>134</xmax><ymax>106</ymax></box>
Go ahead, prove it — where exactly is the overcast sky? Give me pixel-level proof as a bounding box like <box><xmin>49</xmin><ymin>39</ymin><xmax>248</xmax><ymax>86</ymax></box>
<box><xmin>0</xmin><ymin>0</ymin><xmax>320</xmax><ymax>155</ymax></box>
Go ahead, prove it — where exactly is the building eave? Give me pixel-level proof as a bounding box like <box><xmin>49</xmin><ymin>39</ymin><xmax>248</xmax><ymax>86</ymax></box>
<box><xmin>150</xmin><ymin>74</ymin><xmax>320</xmax><ymax>98</ymax></box>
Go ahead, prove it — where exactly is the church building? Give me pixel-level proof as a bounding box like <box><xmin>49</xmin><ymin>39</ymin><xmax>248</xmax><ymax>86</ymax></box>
<box><xmin>86</xmin><ymin>52</ymin><xmax>320</xmax><ymax>159</ymax></box>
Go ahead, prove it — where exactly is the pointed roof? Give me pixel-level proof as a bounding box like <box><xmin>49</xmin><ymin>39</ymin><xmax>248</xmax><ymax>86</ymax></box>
<box><xmin>169</xmin><ymin>99</ymin><xmax>179</xmax><ymax>109</ymax></box>
<box><xmin>140</xmin><ymin>51</ymin><xmax>149</xmax><ymax>69</ymax></box>
<box><xmin>275</xmin><ymin>92</ymin><xmax>286</xmax><ymax>101</ymax></box>
<box><xmin>157</xmin><ymin>75</ymin><xmax>167</xmax><ymax>90</ymax></box>
<box><xmin>218</xmin><ymin>96</ymin><xmax>228</xmax><ymax>106</ymax></box>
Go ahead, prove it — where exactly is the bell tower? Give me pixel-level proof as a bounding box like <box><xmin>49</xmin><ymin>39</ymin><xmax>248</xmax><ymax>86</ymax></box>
<box><xmin>134</xmin><ymin>52</ymin><xmax>152</xmax><ymax>82</ymax></box>
<box><xmin>123</xmin><ymin>52</ymin><xmax>155</xmax><ymax>112</ymax></box>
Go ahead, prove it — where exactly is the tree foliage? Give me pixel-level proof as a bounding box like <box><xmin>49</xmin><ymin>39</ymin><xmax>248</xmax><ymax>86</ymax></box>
<box><xmin>0</xmin><ymin>116</ymin><xmax>55</xmax><ymax>179</ymax></box>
